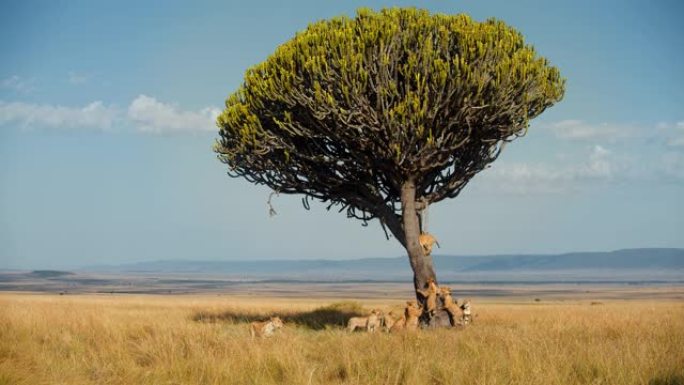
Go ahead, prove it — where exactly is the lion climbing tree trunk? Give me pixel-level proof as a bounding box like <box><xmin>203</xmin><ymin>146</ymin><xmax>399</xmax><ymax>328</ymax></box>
<box><xmin>400</xmin><ymin>180</ymin><xmax>452</xmax><ymax>328</ymax></box>
<box><xmin>401</xmin><ymin>180</ymin><xmax>436</xmax><ymax>290</ymax></box>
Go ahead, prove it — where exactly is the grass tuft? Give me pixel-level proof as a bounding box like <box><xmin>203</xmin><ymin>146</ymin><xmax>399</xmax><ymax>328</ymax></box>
<box><xmin>650</xmin><ymin>373</ymin><xmax>684</xmax><ymax>385</ymax></box>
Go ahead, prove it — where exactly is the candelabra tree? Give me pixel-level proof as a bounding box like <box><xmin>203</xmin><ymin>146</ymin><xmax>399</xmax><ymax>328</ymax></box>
<box><xmin>215</xmin><ymin>8</ymin><xmax>565</xmax><ymax>326</ymax></box>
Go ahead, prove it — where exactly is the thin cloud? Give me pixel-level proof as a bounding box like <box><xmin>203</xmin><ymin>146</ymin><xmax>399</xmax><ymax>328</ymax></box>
<box><xmin>545</xmin><ymin>120</ymin><xmax>641</xmax><ymax>141</ymax></box>
<box><xmin>1</xmin><ymin>75</ymin><xmax>36</xmax><ymax>93</ymax></box>
<box><xmin>127</xmin><ymin>94</ymin><xmax>221</xmax><ymax>134</ymax></box>
<box><xmin>661</xmin><ymin>152</ymin><xmax>684</xmax><ymax>179</ymax></box>
<box><xmin>478</xmin><ymin>145</ymin><xmax>617</xmax><ymax>194</ymax></box>
<box><xmin>545</xmin><ymin>119</ymin><xmax>684</xmax><ymax>148</ymax></box>
<box><xmin>666</xmin><ymin>121</ymin><xmax>684</xmax><ymax>147</ymax></box>
<box><xmin>68</xmin><ymin>71</ymin><xmax>90</xmax><ymax>85</ymax></box>
<box><xmin>0</xmin><ymin>100</ymin><xmax>118</xmax><ymax>130</ymax></box>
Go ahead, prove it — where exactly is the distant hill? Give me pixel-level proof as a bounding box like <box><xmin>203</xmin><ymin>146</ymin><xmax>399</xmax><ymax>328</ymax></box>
<box><xmin>29</xmin><ymin>270</ymin><xmax>74</xmax><ymax>278</ymax></box>
<box><xmin>435</xmin><ymin>248</ymin><xmax>684</xmax><ymax>271</ymax></box>
<box><xmin>82</xmin><ymin>248</ymin><xmax>684</xmax><ymax>282</ymax></box>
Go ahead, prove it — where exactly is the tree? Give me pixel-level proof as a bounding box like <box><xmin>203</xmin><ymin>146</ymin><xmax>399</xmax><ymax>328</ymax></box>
<box><xmin>215</xmin><ymin>8</ymin><xmax>565</xmax><ymax>325</ymax></box>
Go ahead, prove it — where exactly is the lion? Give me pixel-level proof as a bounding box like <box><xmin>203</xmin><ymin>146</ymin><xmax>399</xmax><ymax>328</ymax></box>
<box><xmin>382</xmin><ymin>310</ymin><xmax>400</xmax><ymax>331</ymax></box>
<box><xmin>367</xmin><ymin>309</ymin><xmax>382</xmax><ymax>332</ymax></box>
<box><xmin>388</xmin><ymin>310</ymin><xmax>407</xmax><ymax>333</ymax></box>
<box><xmin>439</xmin><ymin>286</ymin><xmax>461</xmax><ymax>326</ymax></box>
<box><xmin>418</xmin><ymin>233</ymin><xmax>439</xmax><ymax>255</ymax></box>
<box><xmin>347</xmin><ymin>316</ymin><xmax>369</xmax><ymax>332</ymax></box>
<box><xmin>416</xmin><ymin>278</ymin><xmax>440</xmax><ymax>317</ymax></box>
<box><xmin>249</xmin><ymin>316</ymin><xmax>284</xmax><ymax>338</ymax></box>
<box><xmin>347</xmin><ymin>309</ymin><xmax>382</xmax><ymax>332</ymax></box>
<box><xmin>460</xmin><ymin>299</ymin><xmax>472</xmax><ymax>325</ymax></box>
<box><xmin>404</xmin><ymin>301</ymin><xmax>423</xmax><ymax>331</ymax></box>
<box><xmin>439</xmin><ymin>288</ymin><xmax>473</xmax><ymax>326</ymax></box>
<box><xmin>389</xmin><ymin>302</ymin><xmax>421</xmax><ymax>333</ymax></box>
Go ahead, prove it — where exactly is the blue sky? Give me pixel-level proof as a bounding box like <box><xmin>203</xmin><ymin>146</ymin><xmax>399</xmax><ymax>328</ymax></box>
<box><xmin>1</xmin><ymin>0</ymin><xmax>683</xmax><ymax>269</ymax></box>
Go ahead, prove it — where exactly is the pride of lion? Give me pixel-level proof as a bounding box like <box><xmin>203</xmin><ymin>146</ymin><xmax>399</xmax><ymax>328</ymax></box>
<box><xmin>347</xmin><ymin>281</ymin><xmax>472</xmax><ymax>333</ymax></box>
<box><xmin>372</xmin><ymin>281</ymin><xmax>472</xmax><ymax>333</ymax></box>
<box><xmin>249</xmin><ymin>284</ymin><xmax>472</xmax><ymax>336</ymax></box>
<box><xmin>344</xmin><ymin>280</ymin><xmax>473</xmax><ymax>333</ymax></box>
<box><xmin>249</xmin><ymin>233</ymin><xmax>471</xmax><ymax>335</ymax></box>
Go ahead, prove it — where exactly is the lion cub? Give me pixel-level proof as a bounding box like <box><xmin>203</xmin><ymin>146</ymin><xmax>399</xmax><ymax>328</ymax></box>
<box><xmin>404</xmin><ymin>301</ymin><xmax>423</xmax><ymax>331</ymax></box>
<box><xmin>418</xmin><ymin>233</ymin><xmax>439</xmax><ymax>255</ymax></box>
<box><xmin>439</xmin><ymin>287</ymin><xmax>473</xmax><ymax>326</ymax></box>
<box><xmin>347</xmin><ymin>309</ymin><xmax>382</xmax><ymax>332</ymax></box>
<box><xmin>388</xmin><ymin>311</ymin><xmax>406</xmax><ymax>333</ymax></box>
<box><xmin>416</xmin><ymin>278</ymin><xmax>440</xmax><ymax>317</ymax></box>
<box><xmin>390</xmin><ymin>301</ymin><xmax>422</xmax><ymax>332</ymax></box>
<box><xmin>439</xmin><ymin>286</ymin><xmax>460</xmax><ymax>325</ymax></box>
<box><xmin>460</xmin><ymin>299</ymin><xmax>473</xmax><ymax>325</ymax></box>
<box><xmin>249</xmin><ymin>316</ymin><xmax>284</xmax><ymax>338</ymax></box>
<box><xmin>382</xmin><ymin>309</ymin><xmax>404</xmax><ymax>331</ymax></box>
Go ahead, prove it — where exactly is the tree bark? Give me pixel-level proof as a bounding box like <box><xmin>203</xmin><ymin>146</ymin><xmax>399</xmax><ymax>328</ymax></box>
<box><xmin>401</xmin><ymin>180</ymin><xmax>452</xmax><ymax>328</ymax></box>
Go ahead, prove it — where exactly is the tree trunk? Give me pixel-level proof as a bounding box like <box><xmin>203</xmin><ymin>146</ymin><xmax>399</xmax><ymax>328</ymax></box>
<box><xmin>401</xmin><ymin>180</ymin><xmax>452</xmax><ymax>328</ymax></box>
<box><xmin>401</xmin><ymin>179</ymin><xmax>436</xmax><ymax>291</ymax></box>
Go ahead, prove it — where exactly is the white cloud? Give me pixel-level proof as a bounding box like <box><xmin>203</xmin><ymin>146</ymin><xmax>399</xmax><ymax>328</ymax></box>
<box><xmin>0</xmin><ymin>100</ymin><xmax>118</xmax><ymax>130</ymax></box>
<box><xmin>668</xmin><ymin>137</ymin><xmax>684</xmax><ymax>147</ymax></box>
<box><xmin>586</xmin><ymin>145</ymin><xmax>613</xmax><ymax>178</ymax></box>
<box><xmin>0</xmin><ymin>95</ymin><xmax>221</xmax><ymax>134</ymax></box>
<box><xmin>666</xmin><ymin>121</ymin><xmax>684</xmax><ymax>147</ymax></box>
<box><xmin>661</xmin><ymin>152</ymin><xmax>684</xmax><ymax>179</ymax></box>
<box><xmin>546</xmin><ymin>120</ymin><xmax>641</xmax><ymax>141</ymax></box>
<box><xmin>478</xmin><ymin>145</ymin><xmax>617</xmax><ymax>194</ymax></box>
<box><xmin>127</xmin><ymin>94</ymin><xmax>221</xmax><ymax>134</ymax></box>
<box><xmin>1</xmin><ymin>75</ymin><xmax>35</xmax><ymax>93</ymax></box>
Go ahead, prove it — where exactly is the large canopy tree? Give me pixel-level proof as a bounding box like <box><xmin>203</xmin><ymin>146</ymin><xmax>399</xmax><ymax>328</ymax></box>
<box><xmin>215</xmin><ymin>8</ymin><xmax>564</xmax><ymax>325</ymax></box>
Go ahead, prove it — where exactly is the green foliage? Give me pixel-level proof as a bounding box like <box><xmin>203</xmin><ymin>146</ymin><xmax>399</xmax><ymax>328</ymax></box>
<box><xmin>216</xmin><ymin>8</ymin><xmax>564</xmax><ymax>221</ymax></box>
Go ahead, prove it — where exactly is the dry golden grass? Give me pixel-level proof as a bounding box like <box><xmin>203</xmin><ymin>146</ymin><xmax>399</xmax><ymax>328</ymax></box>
<box><xmin>1</xmin><ymin>293</ymin><xmax>683</xmax><ymax>385</ymax></box>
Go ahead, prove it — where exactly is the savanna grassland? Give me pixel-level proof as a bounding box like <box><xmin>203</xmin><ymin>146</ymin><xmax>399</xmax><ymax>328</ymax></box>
<box><xmin>1</xmin><ymin>292</ymin><xmax>683</xmax><ymax>385</ymax></box>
